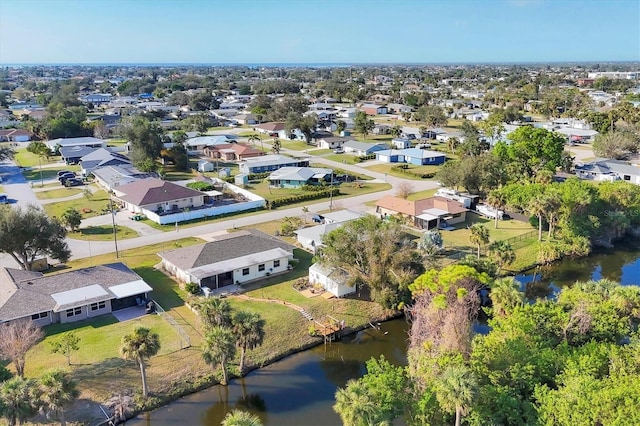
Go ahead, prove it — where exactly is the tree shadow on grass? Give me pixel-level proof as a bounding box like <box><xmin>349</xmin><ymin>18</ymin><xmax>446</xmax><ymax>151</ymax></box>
<box><xmin>43</xmin><ymin>315</ymin><xmax>120</xmax><ymax>337</ymax></box>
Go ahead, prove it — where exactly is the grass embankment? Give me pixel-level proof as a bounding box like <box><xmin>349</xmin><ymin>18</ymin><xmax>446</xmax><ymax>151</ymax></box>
<box><xmin>21</xmin><ymin>237</ymin><xmax>391</xmax><ymax>423</ymax></box>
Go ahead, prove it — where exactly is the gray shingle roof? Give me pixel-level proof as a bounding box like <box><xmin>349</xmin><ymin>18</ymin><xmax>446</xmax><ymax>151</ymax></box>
<box><xmin>0</xmin><ymin>263</ymin><xmax>145</xmax><ymax>322</ymax></box>
<box><xmin>158</xmin><ymin>229</ymin><xmax>295</xmax><ymax>270</ymax></box>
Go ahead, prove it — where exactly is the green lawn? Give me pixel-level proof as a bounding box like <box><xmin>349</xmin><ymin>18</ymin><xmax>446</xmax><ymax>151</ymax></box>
<box><xmin>365</xmin><ymin>163</ymin><xmax>442</xmax><ymax>180</ymax></box>
<box><xmin>43</xmin><ymin>189</ymin><xmax>111</xmax><ymax>219</ymax></box>
<box><xmin>311</xmin><ymin>149</ymin><xmax>333</xmax><ymax>155</ymax></box>
<box><xmin>244</xmin><ymin>179</ymin><xmax>390</xmax><ymax>203</ymax></box>
<box><xmin>23</xmin><ymin>166</ymin><xmax>82</xmax><ymax>183</ymax></box>
<box><xmin>407</xmin><ymin>188</ymin><xmax>438</xmax><ymax>201</ymax></box>
<box><xmin>441</xmin><ymin>214</ymin><xmax>536</xmax><ymax>253</ymax></box>
<box><xmin>105</xmin><ymin>138</ymin><xmax>128</xmax><ymax>146</ymax></box>
<box><xmin>35</xmin><ymin>187</ymin><xmax>85</xmax><ymax>200</ymax></box>
<box><xmin>70</xmin><ymin>225</ymin><xmax>139</xmax><ymax>241</ymax></box>
<box><xmin>324</xmin><ymin>154</ymin><xmax>362</xmax><ymax>164</ymax></box>
<box><xmin>162</xmin><ymin>164</ymin><xmax>198</xmax><ymax>181</ymax></box>
<box><xmin>281</xmin><ymin>139</ymin><xmax>314</xmax><ymax>151</ymax></box>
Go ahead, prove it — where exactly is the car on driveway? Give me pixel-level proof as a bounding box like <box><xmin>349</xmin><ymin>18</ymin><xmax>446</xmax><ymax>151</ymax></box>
<box><xmin>58</xmin><ymin>173</ymin><xmax>75</xmax><ymax>183</ymax></box>
<box><xmin>57</xmin><ymin>170</ymin><xmax>74</xmax><ymax>177</ymax></box>
<box><xmin>333</xmin><ymin>148</ymin><xmax>345</xmax><ymax>154</ymax></box>
<box><xmin>64</xmin><ymin>178</ymin><xmax>84</xmax><ymax>187</ymax></box>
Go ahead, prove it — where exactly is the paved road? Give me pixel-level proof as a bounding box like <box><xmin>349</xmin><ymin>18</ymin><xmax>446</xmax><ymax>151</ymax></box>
<box><xmin>1</xmin><ymin>142</ymin><xmax>439</xmax><ymax>264</ymax></box>
<box><xmin>0</xmin><ymin>161</ymin><xmax>41</xmax><ymax>208</ymax></box>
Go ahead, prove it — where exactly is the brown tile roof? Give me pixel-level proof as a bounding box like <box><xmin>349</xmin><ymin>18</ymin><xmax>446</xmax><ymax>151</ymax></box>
<box><xmin>376</xmin><ymin>195</ymin><xmax>467</xmax><ymax>216</ymax></box>
<box><xmin>255</xmin><ymin>122</ymin><xmax>285</xmax><ymax>132</ymax></box>
<box><xmin>116</xmin><ymin>178</ymin><xmax>203</xmax><ymax>206</ymax></box>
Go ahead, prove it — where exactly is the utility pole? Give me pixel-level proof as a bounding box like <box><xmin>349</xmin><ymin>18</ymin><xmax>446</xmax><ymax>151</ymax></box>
<box><xmin>329</xmin><ymin>171</ymin><xmax>334</xmax><ymax>211</ymax></box>
<box><xmin>109</xmin><ymin>196</ymin><xmax>119</xmax><ymax>258</ymax></box>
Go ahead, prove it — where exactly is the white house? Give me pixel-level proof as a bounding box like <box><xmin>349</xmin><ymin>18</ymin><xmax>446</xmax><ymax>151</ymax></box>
<box><xmin>46</xmin><ymin>137</ymin><xmax>106</xmax><ymax>152</ymax></box>
<box><xmin>308</xmin><ymin>263</ymin><xmax>355</xmax><ymax>298</ymax></box>
<box><xmin>158</xmin><ymin>230</ymin><xmax>295</xmax><ymax>289</ymax></box>
<box><xmin>575</xmin><ymin>160</ymin><xmax>640</xmax><ymax>185</ymax></box>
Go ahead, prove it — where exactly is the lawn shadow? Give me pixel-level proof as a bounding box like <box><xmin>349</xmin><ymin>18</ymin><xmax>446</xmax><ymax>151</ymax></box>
<box><xmin>43</xmin><ymin>315</ymin><xmax>120</xmax><ymax>338</ymax></box>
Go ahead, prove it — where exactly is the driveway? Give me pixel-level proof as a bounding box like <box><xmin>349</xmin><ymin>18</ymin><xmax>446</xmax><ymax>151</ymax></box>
<box><xmin>0</xmin><ymin>160</ymin><xmax>41</xmax><ymax>208</ymax></box>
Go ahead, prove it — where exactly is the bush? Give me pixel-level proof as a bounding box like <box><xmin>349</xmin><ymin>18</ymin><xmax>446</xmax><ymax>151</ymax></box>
<box><xmin>184</xmin><ymin>282</ymin><xmax>201</xmax><ymax>295</ymax></box>
<box><xmin>269</xmin><ymin>188</ymin><xmax>340</xmax><ymax>209</ymax></box>
<box><xmin>186</xmin><ymin>182</ymin><xmax>215</xmax><ymax>191</ymax></box>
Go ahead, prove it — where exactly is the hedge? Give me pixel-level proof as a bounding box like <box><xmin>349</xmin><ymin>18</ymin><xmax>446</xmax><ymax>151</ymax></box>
<box><xmin>391</xmin><ymin>165</ymin><xmax>436</xmax><ymax>179</ymax></box>
<box><xmin>268</xmin><ymin>188</ymin><xmax>340</xmax><ymax>209</ymax></box>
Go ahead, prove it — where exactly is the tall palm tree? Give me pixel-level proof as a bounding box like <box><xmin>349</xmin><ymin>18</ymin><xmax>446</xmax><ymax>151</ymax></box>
<box><xmin>486</xmin><ymin>190</ymin><xmax>507</xmax><ymax>229</ymax></box>
<box><xmin>198</xmin><ymin>297</ymin><xmax>232</xmax><ymax>330</ymax></box>
<box><xmin>435</xmin><ymin>364</ymin><xmax>477</xmax><ymax>426</ymax></box>
<box><xmin>528</xmin><ymin>197</ymin><xmax>546</xmax><ymax>241</ymax></box>
<box><xmin>248</xmin><ymin>134</ymin><xmax>261</xmax><ymax>149</ymax></box>
<box><xmin>468</xmin><ymin>224</ymin><xmax>490</xmax><ymax>259</ymax></box>
<box><xmin>272</xmin><ymin>137</ymin><xmax>281</xmax><ymax>154</ymax></box>
<box><xmin>488</xmin><ymin>240</ymin><xmax>516</xmax><ymax>274</ymax></box>
<box><xmin>489</xmin><ymin>277</ymin><xmax>524</xmax><ymax>317</ymax></box>
<box><xmin>232</xmin><ymin>311</ymin><xmax>266</xmax><ymax>375</ymax></box>
<box><xmin>202</xmin><ymin>326</ymin><xmax>236</xmax><ymax>386</ymax></box>
<box><xmin>38</xmin><ymin>369</ymin><xmax>80</xmax><ymax>426</ymax></box>
<box><xmin>221</xmin><ymin>409</ymin><xmax>263</xmax><ymax>426</ymax></box>
<box><xmin>0</xmin><ymin>377</ymin><xmax>39</xmax><ymax>426</ymax></box>
<box><xmin>120</xmin><ymin>327</ymin><xmax>161</xmax><ymax>398</ymax></box>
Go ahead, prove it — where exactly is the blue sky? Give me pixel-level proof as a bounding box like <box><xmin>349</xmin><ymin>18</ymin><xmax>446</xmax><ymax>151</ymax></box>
<box><xmin>0</xmin><ymin>0</ymin><xmax>638</xmax><ymax>64</ymax></box>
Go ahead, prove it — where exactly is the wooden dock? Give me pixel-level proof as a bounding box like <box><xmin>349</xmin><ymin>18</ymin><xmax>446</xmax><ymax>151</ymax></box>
<box><xmin>315</xmin><ymin>315</ymin><xmax>345</xmax><ymax>343</ymax></box>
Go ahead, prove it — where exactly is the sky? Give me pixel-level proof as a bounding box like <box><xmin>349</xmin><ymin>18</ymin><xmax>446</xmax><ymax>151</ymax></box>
<box><xmin>0</xmin><ymin>0</ymin><xmax>639</xmax><ymax>64</ymax></box>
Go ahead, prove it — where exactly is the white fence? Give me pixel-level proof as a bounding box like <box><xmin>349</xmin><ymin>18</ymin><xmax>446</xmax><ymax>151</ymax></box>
<box><xmin>144</xmin><ymin>179</ymin><xmax>266</xmax><ymax>225</ymax></box>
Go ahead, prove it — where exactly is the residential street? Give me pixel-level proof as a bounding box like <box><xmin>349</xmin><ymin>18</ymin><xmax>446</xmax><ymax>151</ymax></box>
<box><xmin>0</xmin><ymin>149</ymin><xmax>439</xmax><ymax>266</ymax></box>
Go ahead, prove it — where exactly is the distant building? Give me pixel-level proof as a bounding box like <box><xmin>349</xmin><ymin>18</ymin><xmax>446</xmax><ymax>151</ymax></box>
<box><xmin>239</xmin><ymin>154</ymin><xmax>309</xmax><ymax>174</ymax></box>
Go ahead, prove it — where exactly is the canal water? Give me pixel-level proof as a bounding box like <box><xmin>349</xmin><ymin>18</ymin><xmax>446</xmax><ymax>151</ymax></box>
<box><xmin>129</xmin><ymin>243</ymin><xmax>640</xmax><ymax>426</ymax></box>
<box><xmin>128</xmin><ymin>319</ymin><xmax>408</xmax><ymax>426</ymax></box>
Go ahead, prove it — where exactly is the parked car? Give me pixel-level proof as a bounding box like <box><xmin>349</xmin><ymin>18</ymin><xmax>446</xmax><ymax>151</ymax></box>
<box><xmin>57</xmin><ymin>170</ymin><xmax>74</xmax><ymax>177</ymax></box>
<box><xmin>58</xmin><ymin>172</ymin><xmax>75</xmax><ymax>181</ymax></box>
<box><xmin>0</xmin><ymin>193</ymin><xmax>9</xmax><ymax>204</ymax></box>
<box><xmin>333</xmin><ymin>147</ymin><xmax>345</xmax><ymax>154</ymax></box>
<box><xmin>64</xmin><ymin>178</ymin><xmax>84</xmax><ymax>187</ymax></box>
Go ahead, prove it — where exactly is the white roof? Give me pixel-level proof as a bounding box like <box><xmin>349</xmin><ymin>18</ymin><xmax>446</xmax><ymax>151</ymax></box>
<box><xmin>188</xmin><ymin>247</ymin><xmax>292</xmax><ymax>279</ymax></box>
<box><xmin>321</xmin><ymin>209</ymin><xmax>364</xmax><ymax>224</ymax></box>
<box><xmin>416</xmin><ymin>212</ymin><xmax>439</xmax><ymax>221</ymax></box>
<box><xmin>423</xmin><ymin>208</ymin><xmax>451</xmax><ymax>217</ymax></box>
<box><xmin>51</xmin><ymin>284</ymin><xmax>109</xmax><ymax>309</ymax></box>
<box><xmin>108</xmin><ymin>280</ymin><xmax>153</xmax><ymax>299</ymax></box>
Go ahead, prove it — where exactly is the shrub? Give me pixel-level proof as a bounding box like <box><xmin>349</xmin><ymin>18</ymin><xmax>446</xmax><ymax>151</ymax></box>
<box><xmin>269</xmin><ymin>188</ymin><xmax>340</xmax><ymax>209</ymax></box>
<box><xmin>185</xmin><ymin>282</ymin><xmax>201</xmax><ymax>294</ymax></box>
<box><xmin>186</xmin><ymin>182</ymin><xmax>215</xmax><ymax>191</ymax></box>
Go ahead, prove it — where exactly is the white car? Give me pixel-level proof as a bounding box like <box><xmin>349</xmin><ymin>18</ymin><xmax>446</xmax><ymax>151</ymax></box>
<box><xmin>333</xmin><ymin>148</ymin><xmax>344</xmax><ymax>154</ymax></box>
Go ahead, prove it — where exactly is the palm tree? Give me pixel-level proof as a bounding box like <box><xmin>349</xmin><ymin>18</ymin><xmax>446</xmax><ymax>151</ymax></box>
<box><xmin>489</xmin><ymin>277</ymin><xmax>524</xmax><ymax>317</ymax></box>
<box><xmin>248</xmin><ymin>134</ymin><xmax>261</xmax><ymax>149</ymax></box>
<box><xmin>468</xmin><ymin>224</ymin><xmax>490</xmax><ymax>259</ymax></box>
<box><xmin>202</xmin><ymin>326</ymin><xmax>236</xmax><ymax>385</ymax></box>
<box><xmin>221</xmin><ymin>409</ymin><xmax>263</xmax><ymax>426</ymax></box>
<box><xmin>0</xmin><ymin>377</ymin><xmax>39</xmax><ymax>426</ymax></box>
<box><xmin>541</xmin><ymin>192</ymin><xmax>561</xmax><ymax>238</ymax></box>
<box><xmin>120</xmin><ymin>327</ymin><xmax>161</xmax><ymax>398</ymax></box>
<box><xmin>232</xmin><ymin>311</ymin><xmax>266</xmax><ymax>375</ymax></box>
<box><xmin>198</xmin><ymin>297</ymin><xmax>232</xmax><ymax>330</ymax></box>
<box><xmin>333</xmin><ymin>380</ymin><xmax>385</xmax><ymax>426</ymax></box>
<box><xmin>486</xmin><ymin>190</ymin><xmax>507</xmax><ymax>229</ymax></box>
<box><xmin>447</xmin><ymin>137</ymin><xmax>460</xmax><ymax>154</ymax></box>
<box><xmin>488</xmin><ymin>240</ymin><xmax>516</xmax><ymax>273</ymax></box>
<box><xmin>38</xmin><ymin>369</ymin><xmax>80</xmax><ymax>426</ymax></box>
<box><xmin>435</xmin><ymin>364</ymin><xmax>477</xmax><ymax>426</ymax></box>
<box><xmin>301</xmin><ymin>206</ymin><xmax>309</xmax><ymax>223</ymax></box>
<box><xmin>390</xmin><ymin>125</ymin><xmax>401</xmax><ymax>138</ymax></box>
<box><xmin>528</xmin><ymin>197</ymin><xmax>546</xmax><ymax>241</ymax></box>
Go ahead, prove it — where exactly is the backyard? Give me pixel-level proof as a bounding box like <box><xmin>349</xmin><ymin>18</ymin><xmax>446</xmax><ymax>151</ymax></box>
<box><xmin>42</xmin><ymin>189</ymin><xmax>112</xmax><ymax>219</ymax></box>
<box><xmin>364</xmin><ymin>162</ymin><xmax>443</xmax><ymax>180</ymax></box>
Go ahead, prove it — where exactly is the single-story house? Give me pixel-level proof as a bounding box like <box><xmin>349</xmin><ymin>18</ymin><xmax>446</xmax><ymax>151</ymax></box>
<box><xmin>294</xmin><ymin>209</ymin><xmax>365</xmax><ymax>252</ymax></box>
<box><xmin>60</xmin><ymin>146</ymin><xmax>99</xmax><ymax>165</ymax></box>
<box><xmin>0</xmin><ymin>263</ymin><xmax>153</xmax><ymax>325</ymax></box>
<box><xmin>113</xmin><ymin>178</ymin><xmax>206</xmax><ymax>216</ymax></box>
<box><xmin>360</xmin><ymin>104</ymin><xmax>388</xmax><ymax>115</ymax></box>
<box><xmin>391</xmin><ymin>138</ymin><xmax>412</xmax><ymax>149</ymax></box>
<box><xmin>308</xmin><ymin>263</ymin><xmax>355</xmax><ymax>298</ymax></box>
<box><xmin>254</xmin><ymin>122</ymin><xmax>287</xmax><ymax>139</ymax></box>
<box><xmin>386</xmin><ymin>103</ymin><xmax>413</xmax><ymax>114</ymax></box>
<box><xmin>0</xmin><ymin>129</ymin><xmax>32</xmax><ymax>142</ymax></box>
<box><xmin>46</xmin><ymin>137</ymin><xmax>106</xmax><ymax>152</ymax></box>
<box><xmin>316</xmin><ymin>136</ymin><xmax>351</xmax><ymax>150</ymax></box>
<box><xmin>435</xmin><ymin>131</ymin><xmax>463</xmax><ymax>142</ymax></box>
<box><xmin>372</xmin><ymin>124</ymin><xmax>391</xmax><ymax>135</ymax></box>
<box><xmin>92</xmin><ymin>165</ymin><xmax>155</xmax><ymax>191</ymax></box>
<box><xmin>80</xmin><ymin>94</ymin><xmax>113</xmax><ymax>105</ymax></box>
<box><xmin>204</xmin><ymin>143</ymin><xmax>265</xmax><ymax>162</ymax></box>
<box><xmin>234</xmin><ymin>114</ymin><xmax>258</xmax><ymax>125</ymax></box>
<box><xmin>375</xmin><ymin>195</ymin><xmax>468</xmax><ymax>229</ymax></box>
<box><xmin>80</xmin><ymin>148</ymin><xmax>132</xmax><ymax>176</ymax></box>
<box><xmin>375</xmin><ymin>149</ymin><xmax>405</xmax><ymax>163</ymax></box>
<box><xmin>401</xmin><ymin>148</ymin><xmax>446</xmax><ymax>165</ymax></box>
<box><xmin>575</xmin><ymin>159</ymin><xmax>640</xmax><ymax>185</ymax></box>
<box><xmin>268</xmin><ymin>167</ymin><xmax>332</xmax><ymax>188</ymax></box>
<box><xmin>343</xmin><ymin>141</ymin><xmax>389</xmax><ymax>156</ymax></box>
<box><xmin>186</xmin><ymin>135</ymin><xmax>237</xmax><ymax>153</ymax></box>
<box><xmin>158</xmin><ymin>229</ymin><xmax>295</xmax><ymax>289</ymax></box>
<box><xmin>239</xmin><ymin>154</ymin><xmax>310</xmax><ymax>174</ymax></box>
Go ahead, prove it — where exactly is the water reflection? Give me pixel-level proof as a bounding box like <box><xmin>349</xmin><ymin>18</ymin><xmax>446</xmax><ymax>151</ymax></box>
<box><xmin>128</xmin><ymin>319</ymin><xmax>408</xmax><ymax>426</ymax></box>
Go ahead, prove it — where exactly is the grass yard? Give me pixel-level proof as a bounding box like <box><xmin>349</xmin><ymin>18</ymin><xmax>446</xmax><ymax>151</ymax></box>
<box><xmin>441</xmin><ymin>213</ymin><xmax>536</xmax><ymax>252</ymax></box>
<box><xmin>70</xmin><ymin>225</ymin><xmax>139</xmax><ymax>241</ymax></box>
<box><xmin>244</xmin><ymin>179</ymin><xmax>390</xmax><ymax>203</ymax></box>
<box><xmin>365</xmin><ymin>163</ymin><xmax>442</xmax><ymax>180</ymax></box>
<box><xmin>35</xmin><ymin>187</ymin><xmax>85</xmax><ymax>200</ymax></box>
<box><xmin>42</xmin><ymin>189</ymin><xmax>111</xmax><ymax>219</ymax></box>
<box><xmin>162</xmin><ymin>164</ymin><xmax>198</xmax><ymax>181</ymax></box>
<box><xmin>324</xmin><ymin>153</ymin><xmax>363</xmax><ymax>164</ymax></box>
<box><xmin>407</xmin><ymin>188</ymin><xmax>438</xmax><ymax>200</ymax></box>
<box><xmin>310</xmin><ymin>148</ymin><xmax>333</xmax><ymax>155</ymax></box>
<box><xmin>281</xmin><ymin>139</ymin><xmax>315</xmax><ymax>151</ymax></box>
<box><xmin>105</xmin><ymin>138</ymin><xmax>128</xmax><ymax>146</ymax></box>
<box><xmin>23</xmin><ymin>166</ymin><xmax>81</xmax><ymax>182</ymax></box>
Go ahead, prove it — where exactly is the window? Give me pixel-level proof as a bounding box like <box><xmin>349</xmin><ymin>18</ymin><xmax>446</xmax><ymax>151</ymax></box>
<box><xmin>66</xmin><ymin>307</ymin><xmax>82</xmax><ymax>317</ymax></box>
<box><xmin>242</xmin><ymin>268</ymin><xmax>250</xmax><ymax>276</ymax></box>
<box><xmin>258</xmin><ymin>264</ymin><xmax>265</xmax><ymax>272</ymax></box>
<box><xmin>31</xmin><ymin>312</ymin><xmax>48</xmax><ymax>320</ymax></box>
<box><xmin>273</xmin><ymin>260</ymin><xmax>281</xmax><ymax>268</ymax></box>
<box><xmin>623</xmin><ymin>175</ymin><xmax>631</xmax><ymax>181</ymax></box>
<box><xmin>90</xmin><ymin>301</ymin><xmax>106</xmax><ymax>311</ymax></box>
